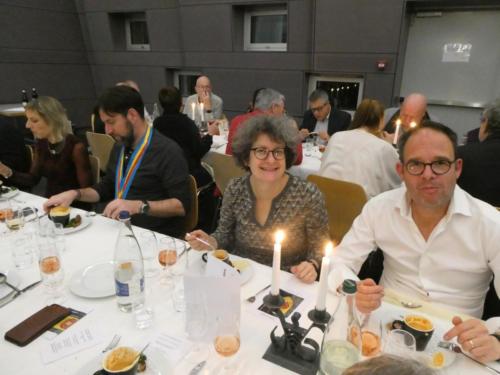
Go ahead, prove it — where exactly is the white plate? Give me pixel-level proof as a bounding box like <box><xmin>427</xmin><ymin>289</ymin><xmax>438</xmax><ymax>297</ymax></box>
<box><xmin>76</xmin><ymin>347</ymin><xmax>172</xmax><ymax>375</ymax></box>
<box><xmin>0</xmin><ymin>186</ymin><xmax>20</xmax><ymax>199</ymax></box>
<box><xmin>0</xmin><ymin>269</ymin><xmax>21</xmax><ymax>299</ymax></box>
<box><xmin>62</xmin><ymin>214</ymin><xmax>91</xmax><ymax>234</ymax></box>
<box><xmin>70</xmin><ymin>261</ymin><xmax>115</xmax><ymax>298</ymax></box>
<box><xmin>193</xmin><ymin>255</ymin><xmax>254</xmax><ymax>285</ymax></box>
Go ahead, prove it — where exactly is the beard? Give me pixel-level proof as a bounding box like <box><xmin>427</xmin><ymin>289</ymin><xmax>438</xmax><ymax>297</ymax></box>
<box><xmin>114</xmin><ymin>121</ymin><xmax>135</xmax><ymax>149</ymax></box>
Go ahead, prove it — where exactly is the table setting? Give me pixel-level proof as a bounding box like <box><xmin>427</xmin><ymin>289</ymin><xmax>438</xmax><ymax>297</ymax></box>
<box><xmin>0</xmin><ymin>190</ymin><xmax>499</xmax><ymax>374</ymax></box>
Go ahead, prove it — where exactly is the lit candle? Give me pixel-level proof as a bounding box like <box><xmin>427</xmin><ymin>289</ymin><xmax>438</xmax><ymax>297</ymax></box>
<box><xmin>200</xmin><ymin>103</ymin><xmax>205</xmax><ymax>122</ymax></box>
<box><xmin>191</xmin><ymin>102</ymin><xmax>196</xmax><ymax>120</ymax></box>
<box><xmin>393</xmin><ymin>119</ymin><xmax>401</xmax><ymax>145</ymax></box>
<box><xmin>410</xmin><ymin>121</ymin><xmax>417</xmax><ymax>128</ymax></box>
<box><xmin>315</xmin><ymin>242</ymin><xmax>334</xmax><ymax>311</ymax></box>
<box><xmin>271</xmin><ymin>230</ymin><xmax>285</xmax><ymax>296</ymax></box>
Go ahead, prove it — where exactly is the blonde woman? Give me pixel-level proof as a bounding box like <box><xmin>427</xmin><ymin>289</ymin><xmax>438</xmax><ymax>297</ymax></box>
<box><xmin>0</xmin><ymin>97</ymin><xmax>92</xmax><ymax>199</ymax></box>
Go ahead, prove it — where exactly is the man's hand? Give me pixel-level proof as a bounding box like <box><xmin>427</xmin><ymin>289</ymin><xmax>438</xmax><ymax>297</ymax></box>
<box><xmin>291</xmin><ymin>261</ymin><xmax>317</xmax><ymax>284</ymax></box>
<box><xmin>318</xmin><ymin>130</ymin><xmax>330</xmax><ymax>142</ymax></box>
<box><xmin>299</xmin><ymin>128</ymin><xmax>310</xmax><ymax>141</ymax></box>
<box><xmin>444</xmin><ymin>316</ymin><xmax>500</xmax><ymax>363</ymax></box>
<box><xmin>382</xmin><ymin>131</ymin><xmax>395</xmax><ymax>144</ymax></box>
<box><xmin>199</xmin><ymin>90</ymin><xmax>212</xmax><ymax>110</ymax></box>
<box><xmin>43</xmin><ymin>190</ymin><xmax>79</xmax><ymax>212</ymax></box>
<box><xmin>207</xmin><ymin>120</ymin><xmax>220</xmax><ymax>136</ymax></box>
<box><xmin>103</xmin><ymin>199</ymin><xmax>141</xmax><ymax>220</ymax></box>
<box><xmin>355</xmin><ymin>278</ymin><xmax>384</xmax><ymax>313</ymax></box>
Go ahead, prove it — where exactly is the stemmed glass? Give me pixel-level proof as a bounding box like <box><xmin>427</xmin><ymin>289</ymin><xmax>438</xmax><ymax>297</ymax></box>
<box><xmin>383</xmin><ymin>329</ymin><xmax>417</xmax><ymax>357</ymax></box>
<box><xmin>157</xmin><ymin>237</ymin><xmax>178</xmax><ymax>286</ymax></box>
<box><xmin>214</xmin><ymin>314</ymin><xmax>241</xmax><ymax>372</ymax></box>
<box><xmin>140</xmin><ymin>231</ymin><xmax>158</xmax><ymax>278</ymax></box>
<box><xmin>38</xmin><ymin>222</ymin><xmax>65</xmax><ymax>304</ymax></box>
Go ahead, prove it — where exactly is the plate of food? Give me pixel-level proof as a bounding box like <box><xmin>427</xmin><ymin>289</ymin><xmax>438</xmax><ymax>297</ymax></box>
<box><xmin>48</xmin><ymin>206</ymin><xmax>91</xmax><ymax>234</ymax></box>
<box><xmin>199</xmin><ymin>250</ymin><xmax>254</xmax><ymax>285</ymax></box>
<box><xmin>0</xmin><ymin>185</ymin><xmax>19</xmax><ymax>200</ymax></box>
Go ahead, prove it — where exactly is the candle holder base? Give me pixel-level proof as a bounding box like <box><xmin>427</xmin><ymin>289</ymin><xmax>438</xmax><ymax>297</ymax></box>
<box><xmin>307</xmin><ymin>308</ymin><xmax>331</xmax><ymax>325</ymax></box>
<box><xmin>263</xmin><ymin>293</ymin><xmax>284</xmax><ymax>309</ymax></box>
<box><xmin>263</xmin><ymin>339</ymin><xmax>319</xmax><ymax>375</ymax></box>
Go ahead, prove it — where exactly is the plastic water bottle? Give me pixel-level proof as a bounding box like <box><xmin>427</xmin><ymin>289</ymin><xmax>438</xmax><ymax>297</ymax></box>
<box><xmin>114</xmin><ymin>211</ymin><xmax>145</xmax><ymax>312</ymax></box>
<box><xmin>319</xmin><ymin>279</ymin><xmax>361</xmax><ymax>375</ymax></box>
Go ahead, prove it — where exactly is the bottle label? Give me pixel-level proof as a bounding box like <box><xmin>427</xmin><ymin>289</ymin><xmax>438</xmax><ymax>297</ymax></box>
<box><xmin>115</xmin><ymin>279</ymin><xmax>130</xmax><ymax>297</ymax></box>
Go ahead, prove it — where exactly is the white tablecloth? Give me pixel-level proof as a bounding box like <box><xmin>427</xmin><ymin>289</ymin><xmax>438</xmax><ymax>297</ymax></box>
<box><xmin>0</xmin><ymin>192</ymin><xmax>497</xmax><ymax>374</ymax></box>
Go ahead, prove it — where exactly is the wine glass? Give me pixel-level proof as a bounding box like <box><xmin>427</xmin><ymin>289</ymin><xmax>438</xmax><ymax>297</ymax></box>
<box><xmin>6</xmin><ymin>203</ymin><xmax>24</xmax><ymax>231</ymax></box>
<box><xmin>214</xmin><ymin>313</ymin><xmax>240</xmax><ymax>372</ymax></box>
<box><xmin>158</xmin><ymin>237</ymin><xmax>178</xmax><ymax>286</ymax></box>
<box><xmin>38</xmin><ymin>238</ymin><xmax>65</xmax><ymax>304</ymax></box>
<box><xmin>383</xmin><ymin>329</ymin><xmax>417</xmax><ymax>357</ymax></box>
<box><xmin>185</xmin><ymin>294</ymin><xmax>209</xmax><ymax>362</ymax></box>
<box><xmin>139</xmin><ymin>231</ymin><xmax>158</xmax><ymax>278</ymax></box>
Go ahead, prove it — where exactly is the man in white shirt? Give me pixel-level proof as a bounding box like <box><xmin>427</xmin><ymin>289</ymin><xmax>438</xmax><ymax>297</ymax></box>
<box><xmin>330</xmin><ymin>121</ymin><xmax>500</xmax><ymax>362</ymax></box>
<box><xmin>182</xmin><ymin>75</ymin><xmax>223</xmax><ymax>121</ymax></box>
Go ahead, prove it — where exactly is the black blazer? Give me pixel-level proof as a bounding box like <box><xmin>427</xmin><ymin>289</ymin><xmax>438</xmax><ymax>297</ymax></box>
<box><xmin>457</xmin><ymin>134</ymin><xmax>500</xmax><ymax>207</ymax></box>
<box><xmin>300</xmin><ymin>108</ymin><xmax>351</xmax><ymax>136</ymax></box>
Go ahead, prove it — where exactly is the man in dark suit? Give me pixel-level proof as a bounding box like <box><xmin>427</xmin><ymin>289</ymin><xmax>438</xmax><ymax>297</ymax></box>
<box><xmin>458</xmin><ymin>99</ymin><xmax>500</xmax><ymax>207</ymax></box>
<box><xmin>299</xmin><ymin>89</ymin><xmax>351</xmax><ymax>144</ymax></box>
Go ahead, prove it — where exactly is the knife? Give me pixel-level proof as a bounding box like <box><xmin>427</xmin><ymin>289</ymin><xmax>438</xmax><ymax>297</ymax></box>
<box><xmin>189</xmin><ymin>360</ymin><xmax>206</xmax><ymax>375</ymax></box>
<box><xmin>0</xmin><ymin>280</ymin><xmax>42</xmax><ymax>308</ymax></box>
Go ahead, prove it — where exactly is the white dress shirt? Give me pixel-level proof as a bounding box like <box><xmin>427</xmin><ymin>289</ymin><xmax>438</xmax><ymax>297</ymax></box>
<box><xmin>329</xmin><ymin>185</ymin><xmax>500</xmax><ymax>323</ymax></box>
<box><xmin>319</xmin><ymin>129</ymin><xmax>401</xmax><ymax>199</ymax></box>
<box><xmin>183</xmin><ymin>93</ymin><xmax>224</xmax><ymax>121</ymax></box>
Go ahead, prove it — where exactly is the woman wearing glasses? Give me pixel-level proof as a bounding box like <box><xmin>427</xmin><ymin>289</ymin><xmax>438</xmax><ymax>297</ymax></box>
<box><xmin>187</xmin><ymin>115</ymin><xmax>330</xmax><ymax>283</ymax></box>
<box><xmin>0</xmin><ymin>97</ymin><xmax>92</xmax><ymax>202</ymax></box>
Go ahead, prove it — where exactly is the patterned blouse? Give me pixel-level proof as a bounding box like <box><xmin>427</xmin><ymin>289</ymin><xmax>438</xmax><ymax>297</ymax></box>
<box><xmin>212</xmin><ymin>174</ymin><xmax>330</xmax><ymax>270</ymax></box>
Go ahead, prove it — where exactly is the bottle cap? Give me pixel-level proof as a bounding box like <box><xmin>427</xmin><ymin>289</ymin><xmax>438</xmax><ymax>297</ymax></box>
<box><xmin>118</xmin><ymin>211</ymin><xmax>130</xmax><ymax>220</ymax></box>
<box><xmin>342</xmin><ymin>279</ymin><xmax>357</xmax><ymax>294</ymax></box>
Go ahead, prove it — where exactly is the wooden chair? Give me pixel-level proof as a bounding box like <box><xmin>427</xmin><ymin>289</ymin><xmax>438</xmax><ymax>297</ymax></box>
<box><xmin>86</xmin><ymin>131</ymin><xmax>115</xmax><ymax>173</ymax></box>
<box><xmin>307</xmin><ymin>174</ymin><xmax>368</xmax><ymax>244</ymax></box>
<box><xmin>88</xmin><ymin>154</ymin><xmax>100</xmax><ymax>184</ymax></box>
<box><xmin>184</xmin><ymin>175</ymin><xmax>198</xmax><ymax>233</ymax></box>
<box><xmin>206</xmin><ymin>153</ymin><xmax>246</xmax><ymax>195</ymax></box>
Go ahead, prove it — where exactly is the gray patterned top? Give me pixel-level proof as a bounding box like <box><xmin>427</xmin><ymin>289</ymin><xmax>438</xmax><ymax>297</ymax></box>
<box><xmin>212</xmin><ymin>174</ymin><xmax>330</xmax><ymax>270</ymax></box>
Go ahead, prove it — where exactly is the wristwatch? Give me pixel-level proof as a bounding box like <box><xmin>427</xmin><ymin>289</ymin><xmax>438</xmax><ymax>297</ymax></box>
<box><xmin>139</xmin><ymin>200</ymin><xmax>150</xmax><ymax>215</ymax></box>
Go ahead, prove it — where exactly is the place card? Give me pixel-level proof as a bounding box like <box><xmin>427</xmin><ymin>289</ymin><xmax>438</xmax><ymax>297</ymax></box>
<box><xmin>150</xmin><ymin>332</ymin><xmax>192</xmax><ymax>366</ymax></box>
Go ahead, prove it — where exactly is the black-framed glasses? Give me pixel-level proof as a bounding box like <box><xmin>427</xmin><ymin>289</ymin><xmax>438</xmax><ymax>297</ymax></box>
<box><xmin>405</xmin><ymin>159</ymin><xmax>456</xmax><ymax>176</ymax></box>
<box><xmin>310</xmin><ymin>102</ymin><xmax>328</xmax><ymax>113</ymax></box>
<box><xmin>251</xmin><ymin>147</ymin><xmax>286</xmax><ymax>160</ymax></box>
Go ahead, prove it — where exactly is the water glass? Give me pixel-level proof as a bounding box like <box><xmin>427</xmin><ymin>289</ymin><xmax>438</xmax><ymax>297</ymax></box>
<box><xmin>6</xmin><ymin>203</ymin><xmax>24</xmax><ymax>231</ymax></box>
<box><xmin>132</xmin><ymin>302</ymin><xmax>154</xmax><ymax>330</ymax></box>
<box><xmin>11</xmin><ymin>232</ymin><xmax>35</xmax><ymax>269</ymax></box>
<box><xmin>53</xmin><ymin>223</ymin><xmax>67</xmax><ymax>252</ymax></box>
<box><xmin>140</xmin><ymin>231</ymin><xmax>158</xmax><ymax>278</ymax></box>
<box><xmin>383</xmin><ymin>329</ymin><xmax>417</xmax><ymax>357</ymax></box>
<box><xmin>185</xmin><ymin>294</ymin><xmax>209</xmax><ymax>362</ymax></box>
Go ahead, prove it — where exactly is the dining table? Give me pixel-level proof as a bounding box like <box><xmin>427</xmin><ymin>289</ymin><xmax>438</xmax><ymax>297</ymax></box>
<box><xmin>0</xmin><ymin>191</ymin><xmax>499</xmax><ymax>374</ymax></box>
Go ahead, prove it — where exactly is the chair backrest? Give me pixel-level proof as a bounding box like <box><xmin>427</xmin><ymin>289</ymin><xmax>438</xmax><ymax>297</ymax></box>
<box><xmin>307</xmin><ymin>174</ymin><xmax>368</xmax><ymax>244</ymax></box>
<box><xmin>184</xmin><ymin>175</ymin><xmax>198</xmax><ymax>233</ymax></box>
<box><xmin>207</xmin><ymin>153</ymin><xmax>246</xmax><ymax>195</ymax></box>
<box><xmin>25</xmin><ymin>144</ymin><xmax>34</xmax><ymax>167</ymax></box>
<box><xmin>86</xmin><ymin>131</ymin><xmax>115</xmax><ymax>173</ymax></box>
<box><xmin>88</xmin><ymin>154</ymin><xmax>100</xmax><ymax>184</ymax></box>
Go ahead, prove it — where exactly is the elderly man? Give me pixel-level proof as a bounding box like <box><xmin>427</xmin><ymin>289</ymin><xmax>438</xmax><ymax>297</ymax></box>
<box><xmin>384</xmin><ymin>93</ymin><xmax>431</xmax><ymax>134</ymax></box>
<box><xmin>183</xmin><ymin>75</ymin><xmax>223</xmax><ymax>121</ymax></box>
<box><xmin>458</xmin><ymin>99</ymin><xmax>500</xmax><ymax>207</ymax></box>
<box><xmin>299</xmin><ymin>89</ymin><xmax>351</xmax><ymax>144</ymax></box>
<box><xmin>330</xmin><ymin>121</ymin><xmax>500</xmax><ymax>363</ymax></box>
<box><xmin>225</xmin><ymin>88</ymin><xmax>302</xmax><ymax>165</ymax></box>
<box><xmin>44</xmin><ymin>86</ymin><xmax>191</xmax><ymax>238</ymax></box>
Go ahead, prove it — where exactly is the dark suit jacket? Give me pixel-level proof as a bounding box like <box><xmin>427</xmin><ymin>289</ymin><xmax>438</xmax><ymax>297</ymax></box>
<box><xmin>300</xmin><ymin>108</ymin><xmax>351</xmax><ymax>136</ymax></box>
<box><xmin>457</xmin><ymin>134</ymin><xmax>500</xmax><ymax>207</ymax></box>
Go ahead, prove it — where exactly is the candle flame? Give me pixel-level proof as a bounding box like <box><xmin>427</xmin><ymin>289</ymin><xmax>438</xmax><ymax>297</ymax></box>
<box><xmin>395</xmin><ymin>119</ymin><xmax>401</xmax><ymax>126</ymax></box>
<box><xmin>410</xmin><ymin>121</ymin><xmax>417</xmax><ymax>128</ymax></box>
<box><xmin>275</xmin><ymin>230</ymin><xmax>285</xmax><ymax>244</ymax></box>
<box><xmin>325</xmin><ymin>242</ymin><xmax>334</xmax><ymax>257</ymax></box>
<box><xmin>191</xmin><ymin>102</ymin><xmax>195</xmax><ymax>108</ymax></box>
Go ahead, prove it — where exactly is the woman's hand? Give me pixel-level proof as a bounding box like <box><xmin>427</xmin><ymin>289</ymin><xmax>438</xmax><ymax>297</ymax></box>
<box><xmin>291</xmin><ymin>261</ymin><xmax>317</xmax><ymax>284</ymax></box>
<box><xmin>0</xmin><ymin>162</ymin><xmax>13</xmax><ymax>179</ymax></box>
<box><xmin>185</xmin><ymin>230</ymin><xmax>217</xmax><ymax>250</ymax></box>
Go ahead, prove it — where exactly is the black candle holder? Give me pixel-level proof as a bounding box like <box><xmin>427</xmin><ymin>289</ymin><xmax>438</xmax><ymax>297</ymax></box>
<box><xmin>307</xmin><ymin>307</ymin><xmax>331</xmax><ymax>325</ymax></box>
<box><xmin>261</xmin><ymin>292</ymin><xmax>326</xmax><ymax>375</ymax></box>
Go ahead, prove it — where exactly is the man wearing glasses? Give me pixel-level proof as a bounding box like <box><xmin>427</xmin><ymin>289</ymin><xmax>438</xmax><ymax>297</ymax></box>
<box><xmin>299</xmin><ymin>89</ymin><xmax>351</xmax><ymax>144</ymax></box>
<box><xmin>330</xmin><ymin>121</ymin><xmax>500</xmax><ymax>363</ymax></box>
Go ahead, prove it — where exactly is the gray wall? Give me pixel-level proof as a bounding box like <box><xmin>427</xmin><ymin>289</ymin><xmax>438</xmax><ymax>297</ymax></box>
<box><xmin>76</xmin><ymin>0</ymin><xmax>408</xmax><ymax>121</ymax></box>
<box><xmin>0</xmin><ymin>0</ymin><xmax>96</xmax><ymax>133</ymax></box>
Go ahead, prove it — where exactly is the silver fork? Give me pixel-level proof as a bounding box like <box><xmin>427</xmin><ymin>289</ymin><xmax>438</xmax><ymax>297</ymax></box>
<box><xmin>438</xmin><ymin>341</ymin><xmax>500</xmax><ymax>374</ymax></box>
<box><xmin>102</xmin><ymin>334</ymin><xmax>121</xmax><ymax>353</ymax></box>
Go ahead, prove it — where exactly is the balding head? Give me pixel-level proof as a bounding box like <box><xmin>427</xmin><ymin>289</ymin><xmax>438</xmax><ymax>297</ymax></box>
<box><xmin>195</xmin><ymin>76</ymin><xmax>212</xmax><ymax>97</ymax></box>
<box><xmin>400</xmin><ymin>93</ymin><xmax>428</xmax><ymax>130</ymax></box>
<box><xmin>116</xmin><ymin>80</ymin><xmax>140</xmax><ymax>92</ymax></box>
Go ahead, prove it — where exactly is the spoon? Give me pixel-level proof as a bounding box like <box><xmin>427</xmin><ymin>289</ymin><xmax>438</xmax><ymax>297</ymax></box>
<box><xmin>0</xmin><ymin>272</ymin><xmax>21</xmax><ymax>293</ymax></box>
<box><xmin>246</xmin><ymin>284</ymin><xmax>271</xmax><ymax>303</ymax></box>
<box><xmin>400</xmin><ymin>300</ymin><xmax>423</xmax><ymax>309</ymax></box>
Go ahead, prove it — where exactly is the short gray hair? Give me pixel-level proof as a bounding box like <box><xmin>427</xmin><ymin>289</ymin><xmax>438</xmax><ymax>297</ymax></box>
<box><xmin>482</xmin><ymin>98</ymin><xmax>500</xmax><ymax>136</ymax></box>
<box><xmin>343</xmin><ymin>354</ymin><xmax>436</xmax><ymax>375</ymax></box>
<box><xmin>254</xmin><ymin>88</ymin><xmax>285</xmax><ymax>111</ymax></box>
<box><xmin>308</xmin><ymin>89</ymin><xmax>329</xmax><ymax>103</ymax></box>
<box><xmin>232</xmin><ymin>115</ymin><xmax>299</xmax><ymax>170</ymax></box>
